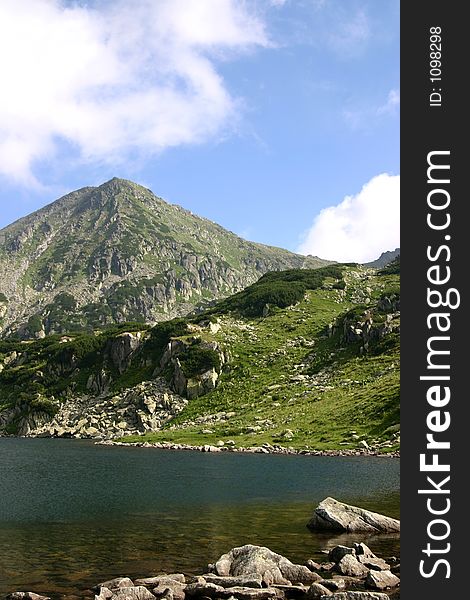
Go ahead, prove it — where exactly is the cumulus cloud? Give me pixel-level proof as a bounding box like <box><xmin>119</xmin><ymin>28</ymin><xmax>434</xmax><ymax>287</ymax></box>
<box><xmin>298</xmin><ymin>173</ymin><xmax>400</xmax><ymax>262</ymax></box>
<box><xmin>0</xmin><ymin>0</ymin><xmax>269</xmax><ymax>186</ymax></box>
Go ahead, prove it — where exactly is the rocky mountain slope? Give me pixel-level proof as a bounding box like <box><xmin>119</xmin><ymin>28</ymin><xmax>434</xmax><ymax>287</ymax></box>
<box><xmin>0</xmin><ymin>178</ymin><xmax>328</xmax><ymax>338</ymax></box>
<box><xmin>0</xmin><ymin>261</ymin><xmax>400</xmax><ymax>451</ymax></box>
<box><xmin>365</xmin><ymin>248</ymin><xmax>400</xmax><ymax>269</ymax></box>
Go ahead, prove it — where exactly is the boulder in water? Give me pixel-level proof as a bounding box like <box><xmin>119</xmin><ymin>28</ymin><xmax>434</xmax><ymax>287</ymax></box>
<box><xmin>307</xmin><ymin>498</ymin><xmax>400</xmax><ymax>533</ymax></box>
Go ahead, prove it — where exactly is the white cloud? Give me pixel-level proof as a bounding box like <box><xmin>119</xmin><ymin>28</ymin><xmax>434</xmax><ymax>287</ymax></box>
<box><xmin>377</xmin><ymin>89</ymin><xmax>400</xmax><ymax>115</ymax></box>
<box><xmin>0</xmin><ymin>0</ymin><xmax>269</xmax><ymax>186</ymax></box>
<box><xmin>298</xmin><ymin>173</ymin><xmax>400</xmax><ymax>263</ymax></box>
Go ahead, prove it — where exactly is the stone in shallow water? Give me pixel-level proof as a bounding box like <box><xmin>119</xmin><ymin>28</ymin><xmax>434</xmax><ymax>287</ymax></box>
<box><xmin>96</xmin><ymin>577</ymin><xmax>134</xmax><ymax>591</ymax></box>
<box><xmin>305</xmin><ymin>560</ymin><xmax>322</xmax><ymax>572</ymax></box>
<box><xmin>111</xmin><ymin>586</ymin><xmax>156</xmax><ymax>600</ymax></box>
<box><xmin>214</xmin><ymin>544</ymin><xmax>321</xmax><ymax>586</ymax></box>
<box><xmin>352</xmin><ymin>543</ymin><xmax>374</xmax><ymax>558</ymax></box>
<box><xmin>335</xmin><ymin>555</ymin><xmax>369</xmax><ymax>578</ymax></box>
<box><xmin>307</xmin><ymin>497</ymin><xmax>400</xmax><ymax>534</ymax></box>
<box><xmin>365</xmin><ymin>570</ymin><xmax>400</xmax><ymax>590</ymax></box>
<box><xmin>328</xmin><ymin>546</ymin><xmax>355</xmax><ymax>564</ymax></box>
<box><xmin>357</xmin><ymin>556</ymin><xmax>390</xmax><ymax>571</ymax></box>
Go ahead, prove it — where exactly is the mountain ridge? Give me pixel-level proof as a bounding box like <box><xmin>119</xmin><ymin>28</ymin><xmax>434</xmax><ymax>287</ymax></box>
<box><xmin>0</xmin><ymin>178</ymin><xmax>330</xmax><ymax>338</ymax></box>
<box><xmin>365</xmin><ymin>248</ymin><xmax>400</xmax><ymax>269</ymax></box>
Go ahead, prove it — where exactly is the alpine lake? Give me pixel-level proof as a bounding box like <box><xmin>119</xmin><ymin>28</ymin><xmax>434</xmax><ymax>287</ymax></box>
<box><xmin>0</xmin><ymin>438</ymin><xmax>399</xmax><ymax>597</ymax></box>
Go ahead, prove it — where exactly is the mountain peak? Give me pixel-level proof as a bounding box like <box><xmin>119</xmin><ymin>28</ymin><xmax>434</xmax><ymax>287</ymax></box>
<box><xmin>97</xmin><ymin>177</ymin><xmax>147</xmax><ymax>192</ymax></box>
<box><xmin>0</xmin><ymin>181</ymin><xmax>331</xmax><ymax>338</ymax></box>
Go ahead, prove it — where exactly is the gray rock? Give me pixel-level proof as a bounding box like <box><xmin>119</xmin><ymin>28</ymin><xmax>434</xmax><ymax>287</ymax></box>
<box><xmin>318</xmin><ymin>580</ymin><xmax>346</xmax><ymax>592</ymax></box>
<box><xmin>136</xmin><ymin>577</ymin><xmax>185</xmax><ymax>600</ymax></box>
<box><xmin>107</xmin><ymin>332</ymin><xmax>142</xmax><ymax>374</ymax></box>
<box><xmin>365</xmin><ymin>570</ymin><xmax>400</xmax><ymax>590</ymax></box>
<box><xmin>154</xmin><ymin>591</ymin><xmax>172</xmax><ymax>600</ymax></box>
<box><xmin>307</xmin><ymin>498</ymin><xmax>400</xmax><ymax>533</ymax></box>
<box><xmin>272</xmin><ymin>585</ymin><xmax>309</xmax><ymax>599</ymax></box>
<box><xmin>331</xmin><ymin>576</ymin><xmax>363</xmax><ymax>588</ymax></box>
<box><xmin>218</xmin><ymin>587</ymin><xmax>284</xmax><ymax>600</ymax></box>
<box><xmin>357</xmin><ymin>556</ymin><xmax>390</xmax><ymax>572</ymax></box>
<box><xmin>97</xmin><ymin>578</ymin><xmax>134</xmax><ymax>591</ymax></box>
<box><xmin>152</xmin><ymin>583</ymin><xmax>185</xmax><ymax>600</ymax></box>
<box><xmin>281</xmin><ymin>565</ymin><xmax>322</xmax><ymax>586</ymax></box>
<box><xmin>202</xmin><ymin>574</ymin><xmax>263</xmax><ymax>588</ymax></box>
<box><xmin>185</xmin><ymin>582</ymin><xmax>225</xmax><ymax>598</ymax></box>
<box><xmin>335</xmin><ymin>555</ymin><xmax>369</xmax><ymax>578</ymax></box>
<box><xmin>352</xmin><ymin>543</ymin><xmax>374</xmax><ymax>558</ymax></box>
<box><xmin>323</xmin><ymin>594</ymin><xmax>390</xmax><ymax>600</ymax></box>
<box><xmin>6</xmin><ymin>594</ymin><xmax>50</xmax><ymax>600</ymax></box>
<box><xmin>185</xmin><ymin>582</ymin><xmax>283</xmax><ymax>600</ymax></box>
<box><xmin>111</xmin><ymin>587</ymin><xmax>156</xmax><ymax>600</ymax></box>
<box><xmin>134</xmin><ymin>576</ymin><xmax>185</xmax><ymax>586</ymax></box>
<box><xmin>95</xmin><ymin>588</ymin><xmax>114</xmax><ymax>600</ymax></box>
<box><xmin>328</xmin><ymin>546</ymin><xmax>355</xmax><ymax>564</ymax></box>
<box><xmin>305</xmin><ymin>560</ymin><xmax>322</xmax><ymax>572</ymax></box>
<box><xmin>215</xmin><ymin>545</ymin><xmax>321</xmax><ymax>586</ymax></box>
<box><xmin>306</xmin><ymin>583</ymin><xmax>332</xmax><ymax>598</ymax></box>
<box><xmin>184</xmin><ymin>577</ymin><xmax>208</xmax><ymax>585</ymax></box>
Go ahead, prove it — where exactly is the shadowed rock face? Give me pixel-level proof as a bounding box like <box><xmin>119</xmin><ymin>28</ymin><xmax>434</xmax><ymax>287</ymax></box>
<box><xmin>307</xmin><ymin>497</ymin><xmax>400</xmax><ymax>534</ymax></box>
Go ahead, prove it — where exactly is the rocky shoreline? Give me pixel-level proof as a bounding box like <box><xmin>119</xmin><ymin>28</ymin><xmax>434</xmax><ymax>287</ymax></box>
<box><xmin>96</xmin><ymin>439</ymin><xmax>400</xmax><ymax>458</ymax></box>
<box><xmin>4</xmin><ymin>543</ymin><xmax>400</xmax><ymax>600</ymax></box>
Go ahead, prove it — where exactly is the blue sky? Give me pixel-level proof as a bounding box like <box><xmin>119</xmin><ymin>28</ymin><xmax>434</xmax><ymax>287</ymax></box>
<box><xmin>0</xmin><ymin>0</ymin><xmax>399</xmax><ymax>262</ymax></box>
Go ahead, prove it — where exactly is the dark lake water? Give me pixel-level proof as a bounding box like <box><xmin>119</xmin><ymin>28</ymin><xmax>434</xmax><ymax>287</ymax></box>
<box><xmin>0</xmin><ymin>438</ymin><xmax>400</xmax><ymax>597</ymax></box>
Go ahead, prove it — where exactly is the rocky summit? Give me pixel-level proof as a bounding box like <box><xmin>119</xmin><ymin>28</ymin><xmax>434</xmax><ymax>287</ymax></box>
<box><xmin>0</xmin><ymin>178</ymin><xmax>328</xmax><ymax>339</ymax></box>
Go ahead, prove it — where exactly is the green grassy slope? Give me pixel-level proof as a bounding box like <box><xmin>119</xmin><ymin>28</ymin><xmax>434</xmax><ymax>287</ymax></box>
<box><xmin>0</xmin><ymin>262</ymin><xmax>400</xmax><ymax>450</ymax></box>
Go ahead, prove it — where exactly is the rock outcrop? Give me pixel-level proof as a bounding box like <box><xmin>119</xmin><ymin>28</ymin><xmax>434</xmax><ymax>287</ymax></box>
<box><xmin>29</xmin><ymin>379</ymin><xmax>187</xmax><ymax>439</ymax></box>
<box><xmin>307</xmin><ymin>498</ymin><xmax>400</xmax><ymax>534</ymax></box>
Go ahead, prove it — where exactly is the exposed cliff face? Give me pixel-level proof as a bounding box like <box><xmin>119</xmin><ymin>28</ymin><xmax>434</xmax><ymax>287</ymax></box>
<box><xmin>0</xmin><ymin>316</ymin><xmax>228</xmax><ymax>438</ymax></box>
<box><xmin>0</xmin><ymin>178</ymin><xmax>329</xmax><ymax>338</ymax></box>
